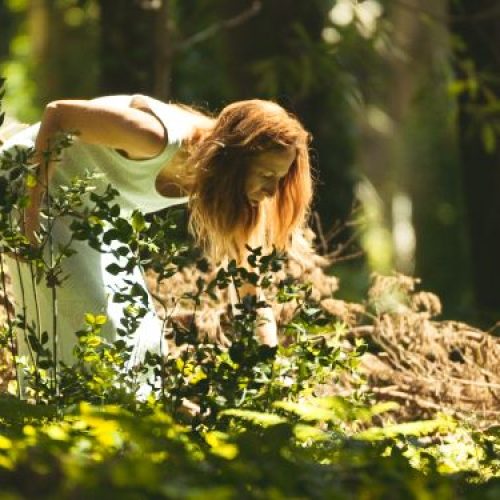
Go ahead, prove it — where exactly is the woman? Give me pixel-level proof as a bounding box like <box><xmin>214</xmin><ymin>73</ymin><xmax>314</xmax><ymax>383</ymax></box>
<box><xmin>0</xmin><ymin>94</ymin><xmax>313</xmax><ymax>395</ymax></box>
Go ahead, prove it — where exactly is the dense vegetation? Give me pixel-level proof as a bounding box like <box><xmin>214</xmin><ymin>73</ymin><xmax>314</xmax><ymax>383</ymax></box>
<box><xmin>0</xmin><ymin>124</ymin><xmax>498</xmax><ymax>499</ymax></box>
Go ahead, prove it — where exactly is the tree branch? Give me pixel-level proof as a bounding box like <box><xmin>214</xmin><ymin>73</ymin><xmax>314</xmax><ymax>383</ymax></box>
<box><xmin>176</xmin><ymin>0</ymin><xmax>262</xmax><ymax>52</ymax></box>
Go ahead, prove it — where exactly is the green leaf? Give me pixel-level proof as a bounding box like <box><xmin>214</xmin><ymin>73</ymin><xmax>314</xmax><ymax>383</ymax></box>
<box><xmin>38</xmin><ymin>359</ymin><xmax>53</xmax><ymax>369</ymax></box>
<box><xmin>220</xmin><ymin>409</ymin><xmax>286</xmax><ymax>427</ymax></box>
<box><xmin>131</xmin><ymin>211</ymin><xmax>146</xmax><ymax>232</ymax></box>
<box><xmin>86</xmin><ymin>336</ymin><xmax>102</xmax><ymax>348</ymax></box>
<box><xmin>85</xmin><ymin>313</ymin><xmax>96</xmax><ymax>325</ymax></box>
<box><xmin>204</xmin><ymin>431</ymin><xmax>239</xmax><ymax>460</ymax></box>
<box><xmin>110</xmin><ymin>204</ymin><xmax>121</xmax><ymax>217</ymax></box>
<box><xmin>95</xmin><ymin>315</ymin><xmax>107</xmax><ymax>325</ymax></box>
<box><xmin>293</xmin><ymin>424</ymin><xmax>329</xmax><ymax>443</ymax></box>
<box><xmin>103</xmin><ymin>229</ymin><xmax>120</xmax><ymax>245</ymax></box>
<box><xmin>355</xmin><ymin>417</ymin><xmax>457</xmax><ymax>441</ymax></box>
<box><xmin>369</xmin><ymin>401</ymin><xmax>400</xmax><ymax>417</ymax></box>
<box><xmin>273</xmin><ymin>400</ymin><xmax>337</xmax><ymax>422</ymax></box>
<box><xmin>106</xmin><ymin>263</ymin><xmax>122</xmax><ymax>275</ymax></box>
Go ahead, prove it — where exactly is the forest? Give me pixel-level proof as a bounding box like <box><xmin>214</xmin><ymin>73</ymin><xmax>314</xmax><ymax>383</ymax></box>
<box><xmin>0</xmin><ymin>1</ymin><xmax>499</xmax><ymax>498</ymax></box>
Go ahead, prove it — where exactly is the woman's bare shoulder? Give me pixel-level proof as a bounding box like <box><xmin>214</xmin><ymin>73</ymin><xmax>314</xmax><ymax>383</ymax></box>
<box><xmin>88</xmin><ymin>95</ymin><xmax>134</xmax><ymax>107</ymax></box>
<box><xmin>131</xmin><ymin>95</ymin><xmax>214</xmax><ymax>125</ymax></box>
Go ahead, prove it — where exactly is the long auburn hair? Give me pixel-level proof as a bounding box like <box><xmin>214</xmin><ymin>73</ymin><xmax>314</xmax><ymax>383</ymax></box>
<box><xmin>188</xmin><ymin>99</ymin><xmax>313</xmax><ymax>263</ymax></box>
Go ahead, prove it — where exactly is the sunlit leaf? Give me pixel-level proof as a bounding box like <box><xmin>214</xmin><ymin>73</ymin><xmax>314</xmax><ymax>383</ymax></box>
<box><xmin>355</xmin><ymin>417</ymin><xmax>457</xmax><ymax>441</ymax></box>
<box><xmin>220</xmin><ymin>409</ymin><xmax>286</xmax><ymax>427</ymax></box>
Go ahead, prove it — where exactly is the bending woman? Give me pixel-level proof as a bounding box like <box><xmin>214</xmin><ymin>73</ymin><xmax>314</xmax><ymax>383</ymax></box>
<box><xmin>0</xmin><ymin>94</ymin><xmax>313</xmax><ymax>392</ymax></box>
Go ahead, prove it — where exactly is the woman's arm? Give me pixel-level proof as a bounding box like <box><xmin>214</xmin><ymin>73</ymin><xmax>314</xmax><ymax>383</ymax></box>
<box><xmin>24</xmin><ymin>97</ymin><xmax>167</xmax><ymax>243</ymax></box>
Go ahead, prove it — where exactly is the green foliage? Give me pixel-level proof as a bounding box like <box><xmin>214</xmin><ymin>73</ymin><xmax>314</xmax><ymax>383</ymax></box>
<box><xmin>449</xmin><ymin>54</ymin><xmax>500</xmax><ymax>155</ymax></box>
<box><xmin>0</xmin><ymin>114</ymin><xmax>498</xmax><ymax>498</ymax></box>
<box><xmin>0</xmin><ymin>400</ymin><xmax>498</xmax><ymax>498</ymax></box>
<box><xmin>1</xmin><ymin>0</ymin><xmax>99</xmax><ymax>120</ymax></box>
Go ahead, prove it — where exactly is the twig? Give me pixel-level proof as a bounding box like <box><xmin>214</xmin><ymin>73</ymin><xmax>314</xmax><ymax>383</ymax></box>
<box><xmin>396</xmin><ymin>372</ymin><xmax>500</xmax><ymax>391</ymax></box>
<box><xmin>0</xmin><ymin>252</ymin><xmax>20</xmax><ymax>398</ymax></box>
<box><xmin>311</xmin><ymin>213</ymin><xmax>363</xmax><ymax>264</ymax></box>
<box><xmin>371</xmin><ymin>387</ymin><xmax>445</xmax><ymax>411</ymax></box>
<box><xmin>328</xmin><ymin>232</ymin><xmax>363</xmax><ymax>259</ymax></box>
<box><xmin>324</xmin><ymin>202</ymin><xmax>362</xmax><ymax>245</ymax></box>
<box><xmin>7</xmin><ymin>215</ymin><xmax>33</xmax><ymax>370</ymax></box>
<box><xmin>176</xmin><ymin>1</ymin><xmax>262</xmax><ymax>51</ymax></box>
<box><xmin>324</xmin><ymin>251</ymin><xmax>364</xmax><ymax>265</ymax></box>
<box><xmin>372</xmin><ymin>386</ymin><xmax>500</xmax><ymax>417</ymax></box>
<box><xmin>311</xmin><ymin>211</ymin><xmax>328</xmax><ymax>255</ymax></box>
<box><xmin>11</xmin><ymin>254</ymin><xmax>36</xmax><ymax>371</ymax></box>
<box><xmin>487</xmin><ymin>321</ymin><xmax>500</xmax><ymax>335</ymax></box>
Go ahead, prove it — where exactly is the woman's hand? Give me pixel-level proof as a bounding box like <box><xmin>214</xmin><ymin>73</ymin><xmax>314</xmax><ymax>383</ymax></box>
<box><xmin>255</xmin><ymin>305</ymin><xmax>278</xmax><ymax>347</ymax></box>
<box><xmin>236</xmin><ymin>281</ymin><xmax>278</xmax><ymax>347</ymax></box>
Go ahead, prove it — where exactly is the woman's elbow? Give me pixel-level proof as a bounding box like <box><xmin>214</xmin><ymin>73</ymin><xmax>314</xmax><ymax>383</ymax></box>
<box><xmin>41</xmin><ymin>101</ymin><xmax>63</xmax><ymax>128</ymax></box>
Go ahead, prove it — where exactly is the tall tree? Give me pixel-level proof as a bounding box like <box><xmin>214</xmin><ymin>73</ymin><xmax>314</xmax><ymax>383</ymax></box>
<box><xmin>29</xmin><ymin>0</ymin><xmax>98</xmax><ymax>104</ymax></box>
<box><xmin>99</xmin><ymin>0</ymin><xmax>157</xmax><ymax>95</ymax></box>
<box><xmin>356</xmin><ymin>0</ymin><xmax>471</xmax><ymax>315</ymax></box>
<box><xmin>451</xmin><ymin>0</ymin><xmax>500</xmax><ymax>319</ymax></box>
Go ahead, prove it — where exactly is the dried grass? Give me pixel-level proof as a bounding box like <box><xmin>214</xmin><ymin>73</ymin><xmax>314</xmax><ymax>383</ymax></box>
<box><xmin>349</xmin><ymin>274</ymin><xmax>500</xmax><ymax>427</ymax></box>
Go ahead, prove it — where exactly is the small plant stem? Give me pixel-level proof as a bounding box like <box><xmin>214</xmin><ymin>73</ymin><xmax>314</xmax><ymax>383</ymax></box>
<box><xmin>152</xmin><ymin>283</ymin><xmax>182</xmax><ymax>408</ymax></box>
<box><xmin>176</xmin><ymin>347</ymin><xmax>190</xmax><ymax>415</ymax></box>
<box><xmin>43</xmin><ymin>148</ymin><xmax>59</xmax><ymax>401</ymax></box>
<box><xmin>231</xmin><ymin>275</ymin><xmax>242</xmax><ymax>304</ymax></box>
<box><xmin>159</xmin><ymin>298</ymin><xmax>174</xmax><ymax>407</ymax></box>
<box><xmin>160</xmin><ymin>328</ymin><xmax>166</xmax><ymax>406</ymax></box>
<box><xmin>0</xmin><ymin>251</ymin><xmax>21</xmax><ymax>399</ymax></box>
<box><xmin>11</xmin><ymin>250</ymin><xmax>36</xmax><ymax>370</ymax></box>
<box><xmin>8</xmin><ymin>214</ymin><xmax>34</xmax><ymax>365</ymax></box>
<box><xmin>28</xmin><ymin>261</ymin><xmax>42</xmax><ymax>403</ymax></box>
<box><xmin>53</xmin><ymin>235</ymin><xmax>74</xmax><ymax>268</ymax></box>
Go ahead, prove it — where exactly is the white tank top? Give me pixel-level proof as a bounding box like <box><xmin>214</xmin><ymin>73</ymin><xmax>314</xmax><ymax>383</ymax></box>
<box><xmin>0</xmin><ymin>94</ymin><xmax>192</xmax><ymax>214</ymax></box>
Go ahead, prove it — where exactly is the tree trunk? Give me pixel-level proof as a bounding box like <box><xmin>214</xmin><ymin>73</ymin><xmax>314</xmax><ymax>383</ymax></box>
<box><xmin>358</xmin><ymin>0</ymin><xmax>471</xmax><ymax>316</ymax></box>
<box><xmin>98</xmin><ymin>0</ymin><xmax>156</xmax><ymax>95</ymax></box>
<box><xmin>153</xmin><ymin>0</ymin><xmax>174</xmax><ymax>100</ymax></box>
<box><xmin>29</xmin><ymin>0</ymin><xmax>57</xmax><ymax>105</ymax></box>
<box><xmin>28</xmin><ymin>0</ymin><xmax>98</xmax><ymax>105</ymax></box>
<box><xmin>451</xmin><ymin>0</ymin><xmax>500</xmax><ymax>318</ymax></box>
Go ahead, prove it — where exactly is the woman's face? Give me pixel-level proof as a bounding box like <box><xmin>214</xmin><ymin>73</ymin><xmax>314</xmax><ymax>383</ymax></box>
<box><xmin>244</xmin><ymin>147</ymin><xmax>296</xmax><ymax>206</ymax></box>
